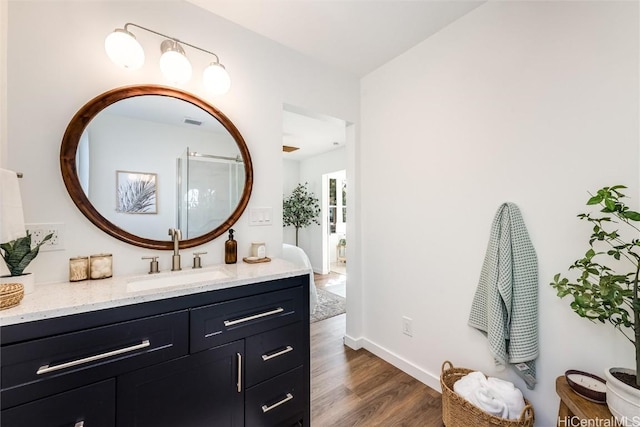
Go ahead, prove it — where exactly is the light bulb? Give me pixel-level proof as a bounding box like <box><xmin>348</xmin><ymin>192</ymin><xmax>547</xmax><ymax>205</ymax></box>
<box><xmin>104</xmin><ymin>29</ymin><xmax>144</xmax><ymax>70</ymax></box>
<box><xmin>159</xmin><ymin>40</ymin><xmax>192</xmax><ymax>85</ymax></box>
<box><xmin>203</xmin><ymin>62</ymin><xmax>231</xmax><ymax>95</ymax></box>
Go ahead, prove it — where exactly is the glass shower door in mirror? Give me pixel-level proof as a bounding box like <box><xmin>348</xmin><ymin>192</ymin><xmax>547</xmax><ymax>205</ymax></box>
<box><xmin>177</xmin><ymin>148</ymin><xmax>245</xmax><ymax>239</ymax></box>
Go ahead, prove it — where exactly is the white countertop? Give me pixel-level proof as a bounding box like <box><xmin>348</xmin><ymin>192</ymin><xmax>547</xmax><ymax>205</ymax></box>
<box><xmin>0</xmin><ymin>258</ymin><xmax>310</xmax><ymax>327</ymax></box>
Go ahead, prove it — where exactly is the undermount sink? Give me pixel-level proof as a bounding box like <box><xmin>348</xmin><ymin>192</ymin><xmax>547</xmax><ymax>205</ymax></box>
<box><xmin>126</xmin><ymin>268</ymin><xmax>232</xmax><ymax>292</ymax></box>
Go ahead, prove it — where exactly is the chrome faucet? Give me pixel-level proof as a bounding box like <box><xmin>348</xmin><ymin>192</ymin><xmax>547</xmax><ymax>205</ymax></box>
<box><xmin>168</xmin><ymin>228</ymin><xmax>182</xmax><ymax>271</ymax></box>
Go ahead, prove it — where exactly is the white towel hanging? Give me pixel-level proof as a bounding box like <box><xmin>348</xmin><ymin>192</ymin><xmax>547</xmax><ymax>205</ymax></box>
<box><xmin>0</xmin><ymin>168</ymin><xmax>26</xmax><ymax>243</ymax></box>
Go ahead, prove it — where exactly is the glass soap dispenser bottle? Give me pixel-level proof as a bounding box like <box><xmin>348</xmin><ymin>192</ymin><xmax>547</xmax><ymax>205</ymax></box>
<box><xmin>225</xmin><ymin>229</ymin><xmax>237</xmax><ymax>264</ymax></box>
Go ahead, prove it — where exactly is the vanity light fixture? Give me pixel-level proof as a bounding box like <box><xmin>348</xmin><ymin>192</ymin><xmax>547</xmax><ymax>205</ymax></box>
<box><xmin>104</xmin><ymin>23</ymin><xmax>231</xmax><ymax>95</ymax></box>
<box><xmin>159</xmin><ymin>39</ymin><xmax>192</xmax><ymax>85</ymax></box>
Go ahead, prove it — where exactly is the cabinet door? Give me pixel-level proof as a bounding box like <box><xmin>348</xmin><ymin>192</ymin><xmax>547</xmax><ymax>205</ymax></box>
<box><xmin>0</xmin><ymin>379</ymin><xmax>115</xmax><ymax>427</ymax></box>
<box><xmin>117</xmin><ymin>340</ymin><xmax>244</xmax><ymax>427</ymax></box>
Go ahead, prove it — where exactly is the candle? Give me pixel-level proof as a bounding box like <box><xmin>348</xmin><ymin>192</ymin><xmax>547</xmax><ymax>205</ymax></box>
<box><xmin>251</xmin><ymin>242</ymin><xmax>266</xmax><ymax>258</ymax></box>
<box><xmin>90</xmin><ymin>254</ymin><xmax>113</xmax><ymax>279</ymax></box>
<box><xmin>69</xmin><ymin>257</ymin><xmax>89</xmax><ymax>282</ymax></box>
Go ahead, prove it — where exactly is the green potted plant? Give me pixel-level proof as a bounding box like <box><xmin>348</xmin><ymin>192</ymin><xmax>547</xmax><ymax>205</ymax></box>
<box><xmin>283</xmin><ymin>182</ymin><xmax>321</xmax><ymax>246</ymax></box>
<box><xmin>551</xmin><ymin>185</ymin><xmax>639</xmax><ymax>423</ymax></box>
<box><xmin>1</xmin><ymin>233</ymin><xmax>52</xmax><ymax>293</ymax></box>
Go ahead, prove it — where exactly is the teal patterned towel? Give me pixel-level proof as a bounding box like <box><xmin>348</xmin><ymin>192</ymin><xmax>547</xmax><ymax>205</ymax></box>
<box><xmin>468</xmin><ymin>203</ymin><xmax>538</xmax><ymax>390</ymax></box>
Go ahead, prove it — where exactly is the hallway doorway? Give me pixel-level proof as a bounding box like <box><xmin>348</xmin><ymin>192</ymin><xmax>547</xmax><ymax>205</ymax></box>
<box><xmin>324</xmin><ymin>170</ymin><xmax>346</xmax><ymax>276</ymax></box>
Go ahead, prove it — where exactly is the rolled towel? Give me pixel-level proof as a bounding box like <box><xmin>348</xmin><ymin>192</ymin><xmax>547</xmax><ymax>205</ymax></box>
<box><xmin>454</xmin><ymin>372</ymin><xmax>526</xmax><ymax>420</ymax></box>
<box><xmin>487</xmin><ymin>377</ymin><xmax>526</xmax><ymax>419</ymax></box>
<box><xmin>453</xmin><ymin>371</ymin><xmax>487</xmax><ymax>400</ymax></box>
<box><xmin>471</xmin><ymin>386</ymin><xmax>509</xmax><ymax>419</ymax></box>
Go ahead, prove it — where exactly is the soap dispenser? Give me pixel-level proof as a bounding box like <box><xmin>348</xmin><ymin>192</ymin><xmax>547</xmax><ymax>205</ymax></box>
<box><xmin>225</xmin><ymin>229</ymin><xmax>237</xmax><ymax>264</ymax></box>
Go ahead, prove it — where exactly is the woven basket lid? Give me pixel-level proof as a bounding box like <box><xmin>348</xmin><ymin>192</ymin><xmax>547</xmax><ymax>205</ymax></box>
<box><xmin>0</xmin><ymin>282</ymin><xmax>24</xmax><ymax>295</ymax></box>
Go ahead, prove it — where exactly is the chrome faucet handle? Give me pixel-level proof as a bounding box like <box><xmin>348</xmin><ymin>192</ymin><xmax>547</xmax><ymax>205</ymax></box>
<box><xmin>168</xmin><ymin>228</ymin><xmax>182</xmax><ymax>240</ymax></box>
<box><xmin>192</xmin><ymin>252</ymin><xmax>208</xmax><ymax>269</ymax></box>
<box><xmin>142</xmin><ymin>256</ymin><xmax>160</xmax><ymax>274</ymax></box>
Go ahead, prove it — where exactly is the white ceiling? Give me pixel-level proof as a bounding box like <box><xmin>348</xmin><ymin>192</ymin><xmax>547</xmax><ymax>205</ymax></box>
<box><xmin>282</xmin><ymin>105</ymin><xmax>348</xmax><ymax>161</ymax></box>
<box><xmin>187</xmin><ymin>0</ymin><xmax>483</xmax><ymax>77</ymax></box>
<box><xmin>186</xmin><ymin>0</ymin><xmax>484</xmax><ymax>160</ymax></box>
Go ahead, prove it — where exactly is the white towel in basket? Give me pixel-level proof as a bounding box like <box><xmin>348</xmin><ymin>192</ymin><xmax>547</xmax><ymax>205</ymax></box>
<box><xmin>453</xmin><ymin>371</ymin><xmax>525</xmax><ymax>420</ymax></box>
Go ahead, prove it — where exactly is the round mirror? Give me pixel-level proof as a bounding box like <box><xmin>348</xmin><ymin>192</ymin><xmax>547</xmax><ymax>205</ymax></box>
<box><xmin>60</xmin><ymin>85</ymin><xmax>253</xmax><ymax>250</ymax></box>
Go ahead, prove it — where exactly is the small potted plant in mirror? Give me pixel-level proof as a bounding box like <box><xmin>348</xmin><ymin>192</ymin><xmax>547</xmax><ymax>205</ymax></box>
<box><xmin>551</xmin><ymin>185</ymin><xmax>639</xmax><ymax>424</ymax></box>
<box><xmin>1</xmin><ymin>233</ymin><xmax>52</xmax><ymax>296</ymax></box>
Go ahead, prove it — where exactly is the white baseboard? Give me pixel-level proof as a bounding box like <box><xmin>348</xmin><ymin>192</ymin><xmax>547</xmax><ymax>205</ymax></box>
<box><xmin>343</xmin><ymin>334</ymin><xmax>363</xmax><ymax>350</ymax></box>
<box><xmin>357</xmin><ymin>338</ymin><xmax>442</xmax><ymax>393</ymax></box>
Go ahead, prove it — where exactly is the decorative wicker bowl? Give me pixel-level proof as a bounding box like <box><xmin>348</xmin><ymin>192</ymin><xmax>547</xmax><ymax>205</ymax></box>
<box><xmin>0</xmin><ymin>282</ymin><xmax>24</xmax><ymax>310</ymax></box>
<box><xmin>441</xmin><ymin>361</ymin><xmax>534</xmax><ymax>427</ymax></box>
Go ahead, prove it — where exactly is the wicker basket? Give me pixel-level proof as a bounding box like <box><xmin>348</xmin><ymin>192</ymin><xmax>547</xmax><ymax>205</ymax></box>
<box><xmin>0</xmin><ymin>282</ymin><xmax>24</xmax><ymax>310</ymax></box>
<box><xmin>441</xmin><ymin>361</ymin><xmax>534</xmax><ymax>427</ymax></box>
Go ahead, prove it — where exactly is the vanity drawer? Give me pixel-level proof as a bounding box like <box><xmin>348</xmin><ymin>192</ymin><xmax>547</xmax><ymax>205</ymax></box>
<box><xmin>245</xmin><ymin>366</ymin><xmax>305</xmax><ymax>427</ymax></box>
<box><xmin>190</xmin><ymin>286</ymin><xmax>303</xmax><ymax>353</ymax></box>
<box><xmin>1</xmin><ymin>310</ymin><xmax>188</xmax><ymax>409</ymax></box>
<box><xmin>1</xmin><ymin>379</ymin><xmax>115</xmax><ymax>427</ymax></box>
<box><xmin>245</xmin><ymin>322</ymin><xmax>305</xmax><ymax>387</ymax></box>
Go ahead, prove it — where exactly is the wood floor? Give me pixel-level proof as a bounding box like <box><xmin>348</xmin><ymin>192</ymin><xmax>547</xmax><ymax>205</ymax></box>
<box><xmin>314</xmin><ymin>272</ymin><xmax>346</xmax><ymax>299</ymax></box>
<box><xmin>310</xmin><ymin>313</ymin><xmax>444</xmax><ymax>426</ymax></box>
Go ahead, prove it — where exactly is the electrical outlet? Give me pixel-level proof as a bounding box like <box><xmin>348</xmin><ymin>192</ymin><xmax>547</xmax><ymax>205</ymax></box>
<box><xmin>402</xmin><ymin>316</ymin><xmax>413</xmax><ymax>337</ymax></box>
<box><xmin>25</xmin><ymin>223</ymin><xmax>65</xmax><ymax>252</ymax></box>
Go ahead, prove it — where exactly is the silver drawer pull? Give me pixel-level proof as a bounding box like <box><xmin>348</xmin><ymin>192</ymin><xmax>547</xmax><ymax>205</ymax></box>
<box><xmin>36</xmin><ymin>339</ymin><xmax>151</xmax><ymax>375</ymax></box>
<box><xmin>262</xmin><ymin>346</ymin><xmax>293</xmax><ymax>361</ymax></box>
<box><xmin>224</xmin><ymin>307</ymin><xmax>284</xmax><ymax>327</ymax></box>
<box><xmin>236</xmin><ymin>352</ymin><xmax>242</xmax><ymax>393</ymax></box>
<box><xmin>75</xmin><ymin>422</ymin><xmax>84</xmax><ymax>427</ymax></box>
<box><xmin>261</xmin><ymin>393</ymin><xmax>293</xmax><ymax>413</ymax></box>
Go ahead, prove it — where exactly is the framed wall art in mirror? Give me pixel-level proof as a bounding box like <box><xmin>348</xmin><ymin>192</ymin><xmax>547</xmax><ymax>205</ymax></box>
<box><xmin>115</xmin><ymin>171</ymin><xmax>157</xmax><ymax>214</ymax></box>
<box><xmin>60</xmin><ymin>85</ymin><xmax>253</xmax><ymax>250</ymax></box>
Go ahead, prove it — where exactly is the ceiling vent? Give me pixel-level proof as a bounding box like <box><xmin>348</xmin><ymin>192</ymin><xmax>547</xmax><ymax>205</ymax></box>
<box><xmin>282</xmin><ymin>145</ymin><xmax>300</xmax><ymax>153</ymax></box>
<box><xmin>184</xmin><ymin>118</ymin><xmax>203</xmax><ymax>126</ymax></box>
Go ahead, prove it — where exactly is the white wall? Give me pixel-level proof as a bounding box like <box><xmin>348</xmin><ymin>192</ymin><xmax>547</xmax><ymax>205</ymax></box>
<box><xmin>282</xmin><ymin>158</ymin><xmax>300</xmax><ymax>246</ymax></box>
<box><xmin>357</xmin><ymin>2</ymin><xmax>638</xmax><ymax>426</ymax></box>
<box><xmin>4</xmin><ymin>1</ymin><xmax>358</xmax><ymax>280</ymax></box>
<box><xmin>298</xmin><ymin>146</ymin><xmax>346</xmax><ymax>272</ymax></box>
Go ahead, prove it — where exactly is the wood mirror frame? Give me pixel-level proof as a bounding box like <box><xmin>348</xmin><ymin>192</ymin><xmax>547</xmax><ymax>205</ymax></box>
<box><xmin>60</xmin><ymin>84</ymin><xmax>253</xmax><ymax>250</ymax></box>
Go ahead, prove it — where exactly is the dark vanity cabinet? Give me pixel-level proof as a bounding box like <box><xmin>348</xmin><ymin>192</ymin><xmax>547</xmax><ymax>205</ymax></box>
<box><xmin>0</xmin><ymin>275</ymin><xmax>310</xmax><ymax>427</ymax></box>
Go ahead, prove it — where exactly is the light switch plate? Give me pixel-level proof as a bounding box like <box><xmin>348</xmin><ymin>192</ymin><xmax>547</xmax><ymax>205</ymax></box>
<box><xmin>249</xmin><ymin>207</ymin><xmax>273</xmax><ymax>226</ymax></box>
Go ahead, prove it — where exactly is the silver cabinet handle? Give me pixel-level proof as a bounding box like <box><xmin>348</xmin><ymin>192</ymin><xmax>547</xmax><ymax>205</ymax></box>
<box><xmin>261</xmin><ymin>346</ymin><xmax>293</xmax><ymax>361</ymax></box>
<box><xmin>261</xmin><ymin>393</ymin><xmax>293</xmax><ymax>413</ymax></box>
<box><xmin>74</xmin><ymin>422</ymin><xmax>84</xmax><ymax>427</ymax></box>
<box><xmin>236</xmin><ymin>352</ymin><xmax>242</xmax><ymax>393</ymax></box>
<box><xmin>37</xmin><ymin>340</ymin><xmax>151</xmax><ymax>375</ymax></box>
<box><xmin>224</xmin><ymin>307</ymin><xmax>284</xmax><ymax>327</ymax></box>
